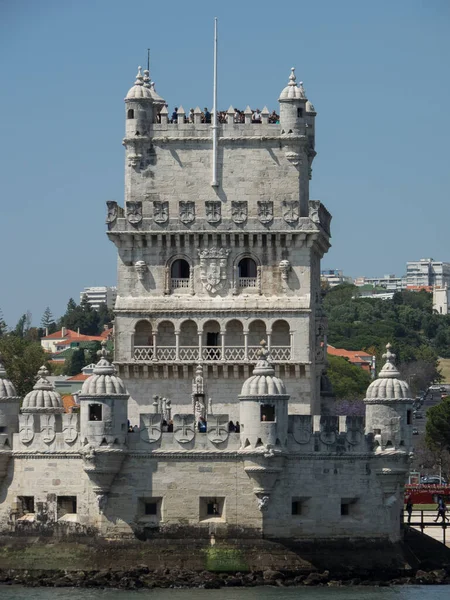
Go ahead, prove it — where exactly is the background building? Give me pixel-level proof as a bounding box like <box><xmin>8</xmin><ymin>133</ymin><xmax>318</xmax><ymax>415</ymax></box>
<box><xmin>80</xmin><ymin>286</ymin><xmax>117</xmax><ymax>309</ymax></box>
<box><xmin>321</xmin><ymin>269</ymin><xmax>352</xmax><ymax>288</ymax></box>
<box><xmin>406</xmin><ymin>258</ymin><xmax>450</xmax><ymax>289</ymax></box>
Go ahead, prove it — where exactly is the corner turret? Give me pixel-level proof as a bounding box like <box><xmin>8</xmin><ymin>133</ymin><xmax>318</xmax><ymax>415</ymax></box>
<box><xmin>278</xmin><ymin>67</ymin><xmax>307</xmax><ymax>135</ymax></box>
<box><xmin>0</xmin><ymin>354</ymin><xmax>21</xmax><ymax>442</ymax></box>
<box><xmin>125</xmin><ymin>66</ymin><xmax>154</xmax><ymax>138</ymax></box>
<box><xmin>79</xmin><ymin>341</ymin><xmax>129</xmax><ymax>448</ymax></box>
<box><xmin>364</xmin><ymin>343</ymin><xmax>413</xmax><ymax>452</ymax></box>
<box><xmin>239</xmin><ymin>341</ymin><xmax>289</xmax><ymax>449</ymax></box>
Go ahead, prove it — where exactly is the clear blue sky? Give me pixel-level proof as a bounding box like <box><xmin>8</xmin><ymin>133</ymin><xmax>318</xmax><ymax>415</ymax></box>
<box><xmin>1</xmin><ymin>0</ymin><xmax>449</xmax><ymax>327</ymax></box>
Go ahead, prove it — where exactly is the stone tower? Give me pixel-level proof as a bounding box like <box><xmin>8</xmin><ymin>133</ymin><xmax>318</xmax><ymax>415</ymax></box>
<box><xmin>108</xmin><ymin>66</ymin><xmax>331</xmax><ymax>423</ymax></box>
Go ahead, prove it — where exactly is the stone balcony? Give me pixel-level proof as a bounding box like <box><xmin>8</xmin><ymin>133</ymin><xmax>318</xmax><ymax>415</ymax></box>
<box><xmin>133</xmin><ymin>345</ymin><xmax>291</xmax><ymax>363</ymax></box>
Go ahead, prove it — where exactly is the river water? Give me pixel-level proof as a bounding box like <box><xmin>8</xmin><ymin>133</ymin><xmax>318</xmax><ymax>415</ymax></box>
<box><xmin>1</xmin><ymin>587</ymin><xmax>449</xmax><ymax>600</ymax></box>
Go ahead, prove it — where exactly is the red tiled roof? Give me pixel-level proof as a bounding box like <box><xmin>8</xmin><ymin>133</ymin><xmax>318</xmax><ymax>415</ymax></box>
<box><xmin>66</xmin><ymin>373</ymin><xmax>89</xmax><ymax>381</ymax></box>
<box><xmin>61</xmin><ymin>394</ymin><xmax>77</xmax><ymax>413</ymax></box>
<box><xmin>42</xmin><ymin>329</ymin><xmax>79</xmax><ymax>340</ymax></box>
<box><xmin>43</xmin><ymin>329</ymin><xmax>106</xmax><ymax>342</ymax></box>
<box><xmin>327</xmin><ymin>345</ymin><xmax>372</xmax><ymax>370</ymax></box>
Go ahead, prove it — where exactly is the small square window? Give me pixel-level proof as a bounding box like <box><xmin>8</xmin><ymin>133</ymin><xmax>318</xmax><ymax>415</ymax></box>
<box><xmin>292</xmin><ymin>501</ymin><xmax>302</xmax><ymax>515</ymax></box>
<box><xmin>18</xmin><ymin>496</ymin><xmax>34</xmax><ymax>514</ymax></box>
<box><xmin>57</xmin><ymin>496</ymin><xmax>77</xmax><ymax>518</ymax></box>
<box><xmin>0</xmin><ymin>426</ymin><xmax>6</xmax><ymax>433</ymax></box>
<box><xmin>261</xmin><ymin>404</ymin><xmax>275</xmax><ymax>422</ymax></box>
<box><xmin>139</xmin><ymin>497</ymin><xmax>162</xmax><ymax>522</ymax></box>
<box><xmin>89</xmin><ymin>404</ymin><xmax>102</xmax><ymax>421</ymax></box>
<box><xmin>297</xmin><ymin>108</ymin><xmax>303</xmax><ymax>118</ymax></box>
<box><xmin>341</xmin><ymin>503</ymin><xmax>349</xmax><ymax>516</ymax></box>
<box><xmin>145</xmin><ymin>502</ymin><xmax>157</xmax><ymax>516</ymax></box>
<box><xmin>200</xmin><ymin>497</ymin><xmax>225</xmax><ymax>521</ymax></box>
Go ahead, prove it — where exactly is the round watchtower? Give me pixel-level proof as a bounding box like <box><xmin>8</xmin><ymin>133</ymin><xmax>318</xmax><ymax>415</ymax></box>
<box><xmin>79</xmin><ymin>342</ymin><xmax>129</xmax><ymax>447</ymax></box>
<box><xmin>278</xmin><ymin>67</ymin><xmax>308</xmax><ymax>135</ymax></box>
<box><xmin>239</xmin><ymin>341</ymin><xmax>289</xmax><ymax>449</ymax></box>
<box><xmin>364</xmin><ymin>343</ymin><xmax>413</xmax><ymax>451</ymax></box>
<box><xmin>125</xmin><ymin>66</ymin><xmax>155</xmax><ymax>137</ymax></box>
<box><xmin>0</xmin><ymin>354</ymin><xmax>21</xmax><ymax>441</ymax></box>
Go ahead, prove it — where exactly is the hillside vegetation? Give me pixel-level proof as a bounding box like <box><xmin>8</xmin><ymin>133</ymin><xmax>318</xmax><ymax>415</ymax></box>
<box><xmin>324</xmin><ymin>285</ymin><xmax>445</xmax><ymax>398</ymax></box>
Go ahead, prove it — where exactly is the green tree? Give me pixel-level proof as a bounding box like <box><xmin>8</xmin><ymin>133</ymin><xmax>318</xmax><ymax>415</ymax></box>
<box><xmin>0</xmin><ymin>309</ymin><xmax>7</xmax><ymax>337</ymax></box>
<box><xmin>97</xmin><ymin>303</ymin><xmax>114</xmax><ymax>332</ymax></box>
<box><xmin>426</xmin><ymin>398</ymin><xmax>450</xmax><ymax>453</ymax></box>
<box><xmin>326</xmin><ymin>355</ymin><xmax>372</xmax><ymax>400</ymax></box>
<box><xmin>40</xmin><ymin>307</ymin><xmax>57</xmax><ymax>335</ymax></box>
<box><xmin>65</xmin><ymin>348</ymin><xmax>86</xmax><ymax>376</ymax></box>
<box><xmin>0</xmin><ymin>336</ymin><xmax>49</xmax><ymax>396</ymax></box>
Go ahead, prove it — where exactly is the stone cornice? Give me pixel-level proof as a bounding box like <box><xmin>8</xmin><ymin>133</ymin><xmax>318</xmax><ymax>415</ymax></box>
<box><xmin>12</xmin><ymin>452</ymin><xmax>82</xmax><ymax>459</ymax></box>
<box><xmin>364</xmin><ymin>398</ymin><xmax>413</xmax><ymax>405</ymax></box>
<box><xmin>113</xmin><ymin>308</ymin><xmax>312</xmax><ymax>316</ymax></box>
<box><xmin>123</xmin><ymin>135</ymin><xmax>307</xmax><ymax>145</ymax></box>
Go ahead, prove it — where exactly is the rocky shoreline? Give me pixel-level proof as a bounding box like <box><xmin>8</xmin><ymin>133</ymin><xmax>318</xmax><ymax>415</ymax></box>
<box><xmin>1</xmin><ymin>566</ymin><xmax>450</xmax><ymax>589</ymax></box>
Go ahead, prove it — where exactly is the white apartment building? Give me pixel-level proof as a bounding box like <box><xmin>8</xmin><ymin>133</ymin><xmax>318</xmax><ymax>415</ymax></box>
<box><xmin>80</xmin><ymin>286</ymin><xmax>117</xmax><ymax>310</ymax></box>
<box><xmin>321</xmin><ymin>269</ymin><xmax>352</xmax><ymax>288</ymax></box>
<box><xmin>406</xmin><ymin>259</ymin><xmax>450</xmax><ymax>289</ymax></box>
<box><xmin>354</xmin><ymin>274</ymin><xmax>406</xmax><ymax>292</ymax></box>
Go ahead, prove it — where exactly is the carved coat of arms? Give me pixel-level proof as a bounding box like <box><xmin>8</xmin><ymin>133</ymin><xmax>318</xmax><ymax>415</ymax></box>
<box><xmin>292</xmin><ymin>415</ymin><xmax>312</xmax><ymax>445</ymax></box>
<box><xmin>41</xmin><ymin>414</ymin><xmax>56</xmax><ymax>444</ymax></box>
<box><xmin>106</xmin><ymin>201</ymin><xmax>118</xmax><ymax>224</ymax></box>
<box><xmin>258</xmin><ymin>201</ymin><xmax>273</xmax><ymax>224</ymax></box>
<box><xmin>19</xmin><ymin>414</ymin><xmax>34</xmax><ymax>444</ymax></box>
<box><xmin>180</xmin><ymin>201</ymin><xmax>195</xmax><ymax>224</ymax></box>
<box><xmin>207</xmin><ymin>414</ymin><xmax>229</xmax><ymax>444</ymax></box>
<box><xmin>173</xmin><ymin>414</ymin><xmax>195</xmax><ymax>443</ymax></box>
<box><xmin>198</xmin><ymin>247</ymin><xmax>230</xmax><ymax>293</ymax></box>
<box><xmin>205</xmin><ymin>201</ymin><xmax>221</xmax><ymax>224</ymax></box>
<box><xmin>153</xmin><ymin>201</ymin><xmax>168</xmax><ymax>224</ymax></box>
<box><xmin>63</xmin><ymin>413</ymin><xmax>79</xmax><ymax>443</ymax></box>
<box><xmin>231</xmin><ymin>201</ymin><xmax>247</xmax><ymax>224</ymax></box>
<box><xmin>345</xmin><ymin>416</ymin><xmax>363</xmax><ymax>446</ymax></box>
<box><xmin>282</xmin><ymin>200</ymin><xmax>299</xmax><ymax>224</ymax></box>
<box><xmin>139</xmin><ymin>414</ymin><xmax>162</xmax><ymax>443</ymax></box>
<box><xmin>126</xmin><ymin>201</ymin><xmax>143</xmax><ymax>225</ymax></box>
<box><xmin>319</xmin><ymin>416</ymin><xmax>338</xmax><ymax>445</ymax></box>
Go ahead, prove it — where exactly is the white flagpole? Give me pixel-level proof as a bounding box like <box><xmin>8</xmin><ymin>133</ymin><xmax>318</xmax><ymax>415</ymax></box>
<box><xmin>211</xmin><ymin>17</ymin><xmax>218</xmax><ymax>187</ymax></box>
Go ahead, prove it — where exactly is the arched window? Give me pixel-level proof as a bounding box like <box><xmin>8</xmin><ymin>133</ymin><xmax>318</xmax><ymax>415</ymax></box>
<box><xmin>238</xmin><ymin>258</ymin><xmax>257</xmax><ymax>278</ymax></box>
<box><xmin>170</xmin><ymin>259</ymin><xmax>190</xmax><ymax>289</ymax></box>
<box><xmin>127</xmin><ymin>109</ymin><xmax>134</xmax><ymax>119</ymax></box>
<box><xmin>238</xmin><ymin>257</ymin><xmax>257</xmax><ymax>289</ymax></box>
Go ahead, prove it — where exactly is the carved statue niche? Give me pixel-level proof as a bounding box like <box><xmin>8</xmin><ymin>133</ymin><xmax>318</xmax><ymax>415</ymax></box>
<box><xmin>192</xmin><ymin>365</ymin><xmax>206</xmax><ymax>420</ymax></box>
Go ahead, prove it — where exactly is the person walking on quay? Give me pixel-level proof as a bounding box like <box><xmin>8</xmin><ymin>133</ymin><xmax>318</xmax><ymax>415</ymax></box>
<box><xmin>434</xmin><ymin>496</ymin><xmax>449</xmax><ymax>523</ymax></box>
<box><xmin>405</xmin><ymin>495</ymin><xmax>413</xmax><ymax>524</ymax></box>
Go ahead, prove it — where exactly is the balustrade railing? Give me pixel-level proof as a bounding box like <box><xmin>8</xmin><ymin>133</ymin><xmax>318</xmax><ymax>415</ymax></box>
<box><xmin>239</xmin><ymin>277</ymin><xmax>258</xmax><ymax>288</ymax></box>
<box><xmin>133</xmin><ymin>345</ymin><xmax>291</xmax><ymax>362</ymax></box>
<box><xmin>171</xmin><ymin>278</ymin><xmax>190</xmax><ymax>289</ymax></box>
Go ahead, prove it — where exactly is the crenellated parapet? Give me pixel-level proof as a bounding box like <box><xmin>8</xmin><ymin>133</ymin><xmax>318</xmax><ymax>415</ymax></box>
<box><xmin>288</xmin><ymin>415</ymin><xmax>372</xmax><ymax>454</ymax></box>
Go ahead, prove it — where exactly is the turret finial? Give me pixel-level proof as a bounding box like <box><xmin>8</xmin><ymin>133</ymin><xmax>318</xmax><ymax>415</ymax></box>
<box><xmin>288</xmin><ymin>67</ymin><xmax>297</xmax><ymax>86</ymax></box>
<box><xmin>143</xmin><ymin>69</ymin><xmax>151</xmax><ymax>88</ymax></box>
<box><xmin>97</xmin><ymin>339</ymin><xmax>109</xmax><ymax>360</ymax></box>
<box><xmin>134</xmin><ymin>66</ymin><xmax>144</xmax><ymax>86</ymax></box>
<box><xmin>382</xmin><ymin>343</ymin><xmax>396</xmax><ymax>365</ymax></box>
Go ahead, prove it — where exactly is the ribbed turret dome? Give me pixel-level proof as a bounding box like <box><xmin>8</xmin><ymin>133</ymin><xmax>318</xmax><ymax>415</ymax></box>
<box><xmin>80</xmin><ymin>343</ymin><xmax>127</xmax><ymax>396</ymax></box>
<box><xmin>306</xmin><ymin>100</ymin><xmax>316</xmax><ymax>114</ymax></box>
<box><xmin>279</xmin><ymin>68</ymin><xmax>307</xmax><ymax>101</ymax></box>
<box><xmin>240</xmin><ymin>342</ymin><xmax>287</xmax><ymax>396</ymax></box>
<box><xmin>0</xmin><ymin>354</ymin><xmax>18</xmax><ymax>399</ymax></box>
<box><xmin>126</xmin><ymin>66</ymin><xmax>153</xmax><ymax>100</ymax></box>
<box><xmin>22</xmin><ymin>366</ymin><xmax>64</xmax><ymax>412</ymax></box>
<box><xmin>143</xmin><ymin>69</ymin><xmax>166</xmax><ymax>107</ymax></box>
<box><xmin>365</xmin><ymin>344</ymin><xmax>412</xmax><ymax>401</ymax></box>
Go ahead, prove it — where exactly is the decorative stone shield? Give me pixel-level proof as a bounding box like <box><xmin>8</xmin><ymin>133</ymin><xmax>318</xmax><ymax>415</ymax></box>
<box><xmin>106</xmin><ymin>201</ymin><xmax>118</xmax><ymax>224</ymax></box>
<box><xmin>198</xmin><ymin>247</ymin><xmax>230</xmax><ymax>293</ymax></box>
<box><xmin>257</xmin><ymin>201</ymin><xmax>273</xmax><ymax>224</ymax></box>
<box><xmin>179</xmin><ymin>201</ymin><xmax>195</xmax><ymax>224</ymax></box>
<box><xmin>126</xmin><ymin>201</ymin><xmax>143</xmax><ymax>225</ymax></box>
<box><xmin>282</xmin><ymin>200</ymin><xmax>299</xmax><ymax>224</ymax></box>
<box><xmin>207</xmin><ymin>414</ymin><xmax>229</xmax><ymax>444</ymax></box>
<box><xmin>205</xmin><ymin>201</ymin><xmax>221</xmax><ymax>224</ymax></box>
<box><xmin>40</xmin><ymin>414</ymin><xmax>56</xmax><ymax>444</ymax></box>
<box><xmin>173</xmin><ymin>414</ymin><xmax>195</xmax><ymax>443</ymax></box>
<box><xmin>292</xmin><ymin>415</ymin><xmax>312</xmax><ymax>445</ymax></box>
<box><xmin>153</xmin><ymin>201</ymin><xmax>168</xmax><ymax>224</ymax></box>
<box><xmin>309</xmin><ymin>200</ymin><xmax>320</xmax><ymax>224</ymax></box>
<box><xmin>19</xmin><ymin>414</ymin><xmax>34</xmax><ymax>444</ymax></box>
<box><xmin>231</xmin><ymin>201</ymin><xmax>247</xmax><ymax>224</ymax></box>
<box><xmin>62</xmin><ymin>413</ymin><xmax>79</xmax><ymax>443</ymax></box>
<box><xmin>139</xmin><ymin>413</ymin><xmax>162</xmax><ymax>443</ymax></box>
<box><xmin>345</xmin><ymin>416</ymin><xmax>363</xmax><ymax>446</ymax></box>
<box><xmin>319</xmin><ymin>416</ymin><xmax>338</xmax><ymax>445</ymax></box>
